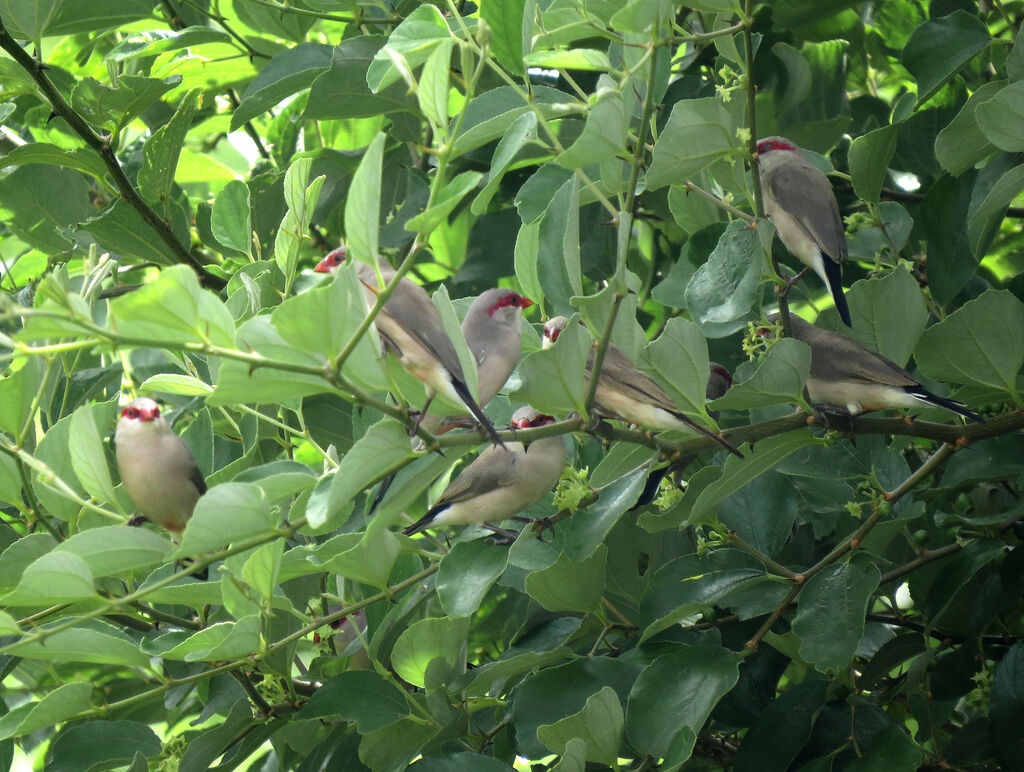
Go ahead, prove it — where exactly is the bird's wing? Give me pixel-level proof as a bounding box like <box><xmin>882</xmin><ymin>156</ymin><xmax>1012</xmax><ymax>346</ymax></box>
<box><xmin>765</xmin><ymin>163</ymin><xmax>847</xmax><ymax>261</ymax></box>
<box><xmin>805</xmin><ymin>328</ymin><xmax>917</xmax><ymax>387</ymax></box>
<box><xmin>594</xmin><ymin>345</ymin><xmax>676</xmax><ymax>412</ymax></box>
<box><xmin>381</xmin><ymin>280</ymin><xmax>466</xmax><ymax>379</ymax></box>
<box><xmin>434</xmin><ymin>446</ymin><xmax>522</xmax><ymax>506</ymax></box>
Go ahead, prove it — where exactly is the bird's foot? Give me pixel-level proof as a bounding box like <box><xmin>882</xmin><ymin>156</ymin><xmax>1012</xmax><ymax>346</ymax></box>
<box><xmin>483</xmin><ymin>523</ymin><xmax>521</xmax><ymax>544</ymax></box>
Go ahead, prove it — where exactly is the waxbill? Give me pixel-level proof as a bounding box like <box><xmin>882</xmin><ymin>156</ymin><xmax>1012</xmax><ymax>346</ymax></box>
<box><xmin>371</xmin><ymin>286</ymin><xmax>533</xmax><ymax>513</ymax></box>
<box><xmin>402</xmin><ymin>407</ymin><xmax>566</xmax><ymax>536</ymax></box>
<box><xmin>115</xmin><ymin>397</ymin><xmax>206</xmax><ymax>534</ymax></box>
<box><xmin>314</xmin><ymin>247</ymin><xmax>503</xmax><ymax>445</ymax></box>
<box><xmin>633</xmin><ymin>362</ymin><xmax>734</xmax><ymax>508</ymax></box>
<box><xmin>757</xmin><ymin>137</ymin><xmax>852</xmax><ymax>327</ymax></box>
<box><xmin>769</xmin><ymin>313</ymin><xmax>983</xmax><ymax>422</ymax></box>
<box><xmin>543</xmin><ymin>317</ymin><xmax>743</xmax><ymax>457</ymax></box>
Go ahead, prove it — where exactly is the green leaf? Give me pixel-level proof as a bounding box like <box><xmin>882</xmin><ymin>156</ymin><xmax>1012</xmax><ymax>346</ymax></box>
<box><xmin>8</xmin><ymin>620</ymin><xmax>150</xmax><ymax>667</ymax></box>
<box><xmin>792</xmin><ymin>561</ymin><xmax>881</xmax><ymax>671</ymax></box>
<box><xmin>299</xmin><ymin>671</ymin><xmax>410</xmax><ymax>731</ymax></box>
<box><xmin>473</xmin><ymin>112</ymin><xmax>538</xmax><ymax>214</ymax></box>
<box><xmin>68</xmin><ymin>402</ymin><xmax>119</xmax><ymax>507</ymax></box>
<box><xmin>367</xmin><ymin>5</ymin><xmax>452</xmax><ymax>92</ymax></box>
<box><xmin>70</xmin><ymin>75</ymin><xmax>181</xmax><ymax>132</ymax></box>
<box><xmin>0</xmin><ymin>682</ymin><xmax>93</xmax><ymax>741</ymax></box>
<box><xmin>991</xmin><ymin>643</ymin><xmax>1024</xmax><ymax>769</ymax></box>
<box><xmin>646</xmin><ymin>98</ymin><xmax>735</xmax><ymax>189</ymax></box>
<box><xmin>80</xmin><ymin>200</ymin><xmax>185</xmax><ymax>265</ymax></box>
<box><xmin>412</xmin><ymin>753</ymin><xmax>516</xmax><ymax>772</ymax></box>
<box><xmin>557</xmin><ymin>90</ymin><xmax>627</xmax><ymax>169</ymax></box>
<box><xmin>161</xmin><ymin>615</ymin><xmax>261</xmax><ymax>661</ymax></box>
<box><xmin>684</xmin><ymin>220</ymin><xmax>764</xmax><ymax>338</ymax></box>
<box><xmin>976</xmin><ymin>81</ymin><xmax>1024</xmax><ymax>152</ymax></box>
<box><xmin>686</xmin><ymin>432</ymin><xmax>820</xmax><ymax>524</ymax></box>
<box><xmin>0</xmin><ymin>0</ymin><xmax>62</xmax><ymax>42</ymax></box>
<box><xmin>0</xmin><ymin>142</ymin><xmax>108</xmax><ymax>181</ymax></box>
<box><xmin>275</xmin><ymin>157</ymin><xmax>324</xmax><ymax>288</ymax></box>
<box><xmin>37</xmin><ymin>0</ymin><xmax>152</xmax><ymax>35</ymax></box>
<box><xmin>418</xmin><ymin>38</ymin><xmax>454</xmax><ymax>132</ymax></box>
<box><xmin>901</xmin><ymin>10</ymin><xmax>990</xmax><ymax>106</ymax></box>
<box><xmin>391</xmin><ymin>616</ymin><xmax>470</xmax><ymax>688</ymax></box>
<box><xmin>968</xmin><ymin>162</ymin><xmax>1024</xmax><ymax>232</ymax></box>
<box><xmin>482</xmin><ymin>0</ymin><xmax>527</xmax><ymax>75</ymax></box>
<box><xmin>405</xmin><ymin>170</ymin><xmax>484</xmax><ymax>234</ymax></box>
<box><xmin>107</xmin><ymin>27</ymin><xmax>231</xmax><ymax>61</ymax></box>
<box><xmin>139</xmin><ymin>373</ymin><xmax>213</xmax><ymax>396</ymax></box>
<box><xmin>211</xmin><ymin>180</ymin><xmax>252</xmax><ymax>256</ymax></box>
<box><xmin>537</xmin><ymin>687</ymin><xmax>623</xmax><ymax>765</ymax></box>
<box><xmin>305</xmin><ymin>36</ymin><xmax>415</xmax><ymax>120</ymax></box>
<box><xmin>437</xmin><ymin>538</ymin><xmax>510</xmax><ymax>617</ymax></box>
<box><xmin>641</xmin><ymin>317</ymin><xmax>714</xmax><ymax>419</ymax></box>
<box><xmin>513</xmin><ymin>316</ymin><xmax>589</xmax><ymax>414</ymax></box>
<box><xmin>139</xmin><ymin>89</ymin><xmax>199</xmax><ymax>205</ymax></box>
<box><xmin>0</xmin><ymin>356</ymin><xmax>44</xmax><ymax>436</ymax></box>
<box><xmin>918</xmin><ymin>173</ymin><xmax>978</xmax><ymax>306</ymax></box>
<box><xmin>712</xmin><ymin>338</ymin><xmax>810</xmax><ymax>411</ymax></box>
<box><xmin>109</xmin><ymin>265</ymin><xmax>235</xmax><ymax>347</ymax></box>
<box><xmin>843</xmin><ymin>266</ymin><xmax>928</xmax><ymax>365</ymax></box>
<box><xmin>525</xmin><ymin>544</ymin><xmax>607</xmax><ymax>613</ymax></box>
<box><xmin>935</xmin><ymin>80</ymin><xmax>1004</xmax><ymax>176</ymax></box>
<box><xmin>0</xmin><ymin>166</ymin><xmax>92</xmax><ymax>252</ymax></box>
<box><xmin>732</xmin><ymin>680</ymin><xmax>829</xmax><ymax>771</ymax></box>
<box><xmin>241</xmin><ymin>540</ymin><xmax>282</xmax><ymax>601</ymax></box>
<box><xmin>848</xmin><ymin>123</ymin><xmax>899</xmax><ymax>204</ymax></box>
<box><xmin>719</xmin><ymin>471</ymin><xmax>797</xmax><ymax>558</ymax></box>
<box><xmin>45</xmin><ymin>720</ymin><xmax>160</xmax><ymax>772</ymax></box>
<box><xmin>326</xmin><ymin>420</ymin><xmax>417</xmax><ymax>528</ymax></box>
<box><xmin>1</xmin><ymin>551</ymin><xmax>96</xmax><ymax>605</ymax></box>
<box><xmin>54</xmin><ymin>526</ymin><xmax>172</xmax><ymax>578</ymax></box>
<box><xmin>321</xmin><ymin>528</ymin><xmax>400</xmax><ymax>590</ymax></box>
<box><xmin>625</xmin><ymin>644</ymin><xmax>742</xmax><ymax>766</ymax></box>
<box><xmin>453</xmin><ymin>85</ymin><xmax>569</xmax><ymax>153</ymax></box>
<box><xmin>915</xmin><ymin>290</ymin><xmax>1024</xmax><ymax>403</ymax></box>
<box><xmin>231</xmin><ymin>43</ymin><xmax>334</xmax><ymax>130</ymax></box>
<box><xmin>176</xmin><ymin>482</ymin><xmax>276</xmax><ymax>557</ymax></box>
<box><xmin>344</xmin><ymin>131</ymin><xmax>385</xmax><ymax>267</ymax></box>
<box><xmin>562</xmin><ymin>468</ymin><xmax>647</xmax><ymax>560</ymax></box>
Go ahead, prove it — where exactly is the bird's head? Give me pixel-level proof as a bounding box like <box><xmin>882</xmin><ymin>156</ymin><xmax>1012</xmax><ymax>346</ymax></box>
<box><xmin>709</xmin><ymin>363</ymin><xmax>733</xmax><ymax>390</ymax></box>
<box><xmin>511</xmin><ymin>406</ymin><xmax>556</xmax><ymax>429</ymax></box>
<box><xmin>755</xmin><ymin>136</ymin><xmax>799</xmax><ymax>157</ymax></box>
<box><xmin>120</xmin><ymin>397</ymin><xmax>162</xmax><ymax>423</ymax></box>
<box><xmin>542</xmin><ymin>316</ymin><xmax>569</xmax><ymax>349</ymax></box>
<box><xmin>314</xmin><ymin>246</ymin><xmax>347</xmax><ymax>273</ymax></box>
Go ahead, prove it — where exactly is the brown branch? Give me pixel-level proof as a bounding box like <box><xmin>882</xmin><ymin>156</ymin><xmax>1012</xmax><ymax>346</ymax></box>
<box><xmin>0</xmin><ymin>19</ymin><xmax>225</xmax><ymax>289</ymax></box>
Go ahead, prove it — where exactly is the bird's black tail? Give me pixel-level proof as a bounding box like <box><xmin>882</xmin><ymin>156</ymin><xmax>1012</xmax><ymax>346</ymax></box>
<box><xmin>822</xmin><ymin>256</ymin><xmax>852</xmax><ymax>328</ymax></box>
<box><xmin>402</xmin><ymin>504</ymin><xmax>446</xmax><ymax>536</ymax></box>
<box><xmin>368</xmin><ymin>473</ymin><xmax>396</xmax><ymax>515</ymax></box>
<box><xmin>451</xmin><ymin>378</ymin><xmax>505</xmax><ymax>447</ymax></box>
<box><xmin>673</xmin><ymin>411</ymin><xmax>744</xmax><ymax>458</ymax></box>
<box><xmin>911</xmin><ymin>389</ymin><xmax>985</xmax><ymax>423</ymax></box>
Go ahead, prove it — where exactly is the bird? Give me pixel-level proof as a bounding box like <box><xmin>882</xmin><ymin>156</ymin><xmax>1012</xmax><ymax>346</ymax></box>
<box><xmin>543</xmin><ymin>317</ymin><xmax>743</xmax><ymax>458</ymax></box>
<box><xmin>633</xmin><ymin>362</ymin><xmax>734</xmax><ymax>508</ymax></box>
<box><xmin>370</xmin><ymin>286</ymin><xmax>533</xmax><ymax>513</ymax></box>
<box><xmin>770</xmin><ymin>312</ymin><xmax>983</xmax><ymax>422</ymax></box>
<box><xmin>314</xmin><ymin>247</ymin><xmax>504</xmax><ymax>446</ymax></box>
<box><xmin>114</xmin><ymin>397</ymin><xmax>206</xmax><ymax>534</ymax></box>
<box><xmin>402</xmin><ymin>407</ymin><xmax>566</xmax><ymax>536</ymax></box>
<box><xmin>756</xmin><ymin>136</ymin><xmax>852</xmax><ymax>327</ymax></box>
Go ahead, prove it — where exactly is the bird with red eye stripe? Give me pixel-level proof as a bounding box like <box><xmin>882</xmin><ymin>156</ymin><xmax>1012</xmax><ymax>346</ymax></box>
<box><xmin>115</xmin><ymin>397</ymin><xmax>206</xmax><ymax>534</ymax></box>
<box><xmin>402</xmin><ymin>406</ymin><xmax>567</xmax><ymax>538</ymax></box>
<box><xmin>756</xmin><ymin>136</ymin><xmax>852</xmax><ymax>327</ymax></box>
<box><xmin>369</xmin><ymin>286</ymin><xmax>535</xmax><ymax>513</ymax></box>
<box><xmin>543</xmin><ymin>317</ymin><xmax>742</xmax><ymax>458</ymax></box>
<box><xmin>314</xmin><ymin>246</ymin><xmax>506</xmax><ymax>446</ymax></box>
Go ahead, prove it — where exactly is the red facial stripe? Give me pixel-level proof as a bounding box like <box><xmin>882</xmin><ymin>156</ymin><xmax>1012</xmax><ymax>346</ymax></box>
<box><xmin>488</xmin><ymin>292</ymin><xmax>534</xmax><ymax>316</ymax></box>
<box><xmin>545</xmin><ymin>326</ymin><xmax>561</xmax><ymax>343</ymax></box>
<box><xmin>756</xmin><ymin>138</ymin><xmax>797</xmax><ymax>154</ymax></box>
<box><xmin>314</xmin><ymin>246</ymin><xmax>347</xmax><ymax>273</ymax></box>
<box><xmin>122</xmin><ymin>405</ymin><xmax>159</xmax><ymax>421</ymax></box>
<box><xmin>517</xmin><ymin>413</ymin><xmax>554</xmax><ymax>428</ymax></box>
<box><xmin>710</xmin><ymin>365</ymin><xmax>732</xmax><ymax>387</ymax></box>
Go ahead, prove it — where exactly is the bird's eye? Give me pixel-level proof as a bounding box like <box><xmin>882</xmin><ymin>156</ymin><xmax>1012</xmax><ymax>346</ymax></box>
<box><xmin>124</xmin><ymin>407</ymin><xmax>138</xmax><ymax>419</ymax></box>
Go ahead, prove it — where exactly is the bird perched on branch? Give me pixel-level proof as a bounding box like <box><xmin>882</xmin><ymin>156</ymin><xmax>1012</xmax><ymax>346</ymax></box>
<box><xmin>757</xmin><ymin>136</ymin><xmax>852</xmax><ymax>327</ymax></box>
<box><xmin>543</xmin><ymin>316</ymin><xmax>742</xmax><ymax>458</ymax></box>
<box><xmin>768</xmin><ymin>312</ymin><xmax>983</xmax><ymax>422</ymax></box>
<box><xmin>402</xmin><ymin>407</ymin><xmax>566</xmax><ymax>536</ymax></box>
<box><xmin>315</xmin><ymin>247</ymin><xmax>504</xmax><ymax>446</ymax></box>
<box><xmin>115</xmin><ymin>397</ymin><xmax>206</xmax><ymax>534</ymax></box>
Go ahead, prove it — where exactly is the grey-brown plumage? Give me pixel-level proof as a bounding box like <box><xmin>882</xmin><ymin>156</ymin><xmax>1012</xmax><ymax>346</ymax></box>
<box><xmin>115</xmin><ymin>397</ymin><xmax>206</xmax><ymax>534</ymax></box>
<box><xmin>315</xmin><ymin>248</ymin><xmax>503</xmax><ymax>445</ymax></box>
<box><xmin>402</xmin><ymin>407</ymin><xmax>566</xmax><ymax>535</ymax></box>
<box><xmin>757</xmin><ymin>136</ymin><xmax>851</xmax><ymax>327</ymax></box>
<box><xmin>543</xmin><ymin>317</ymin><xmax>742</xmax><ymax>458</ymax></box>
<box><xmin>773</xmin><ymin>313</ymin><xmax>982</xmax><ymax>422</ymax></box>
